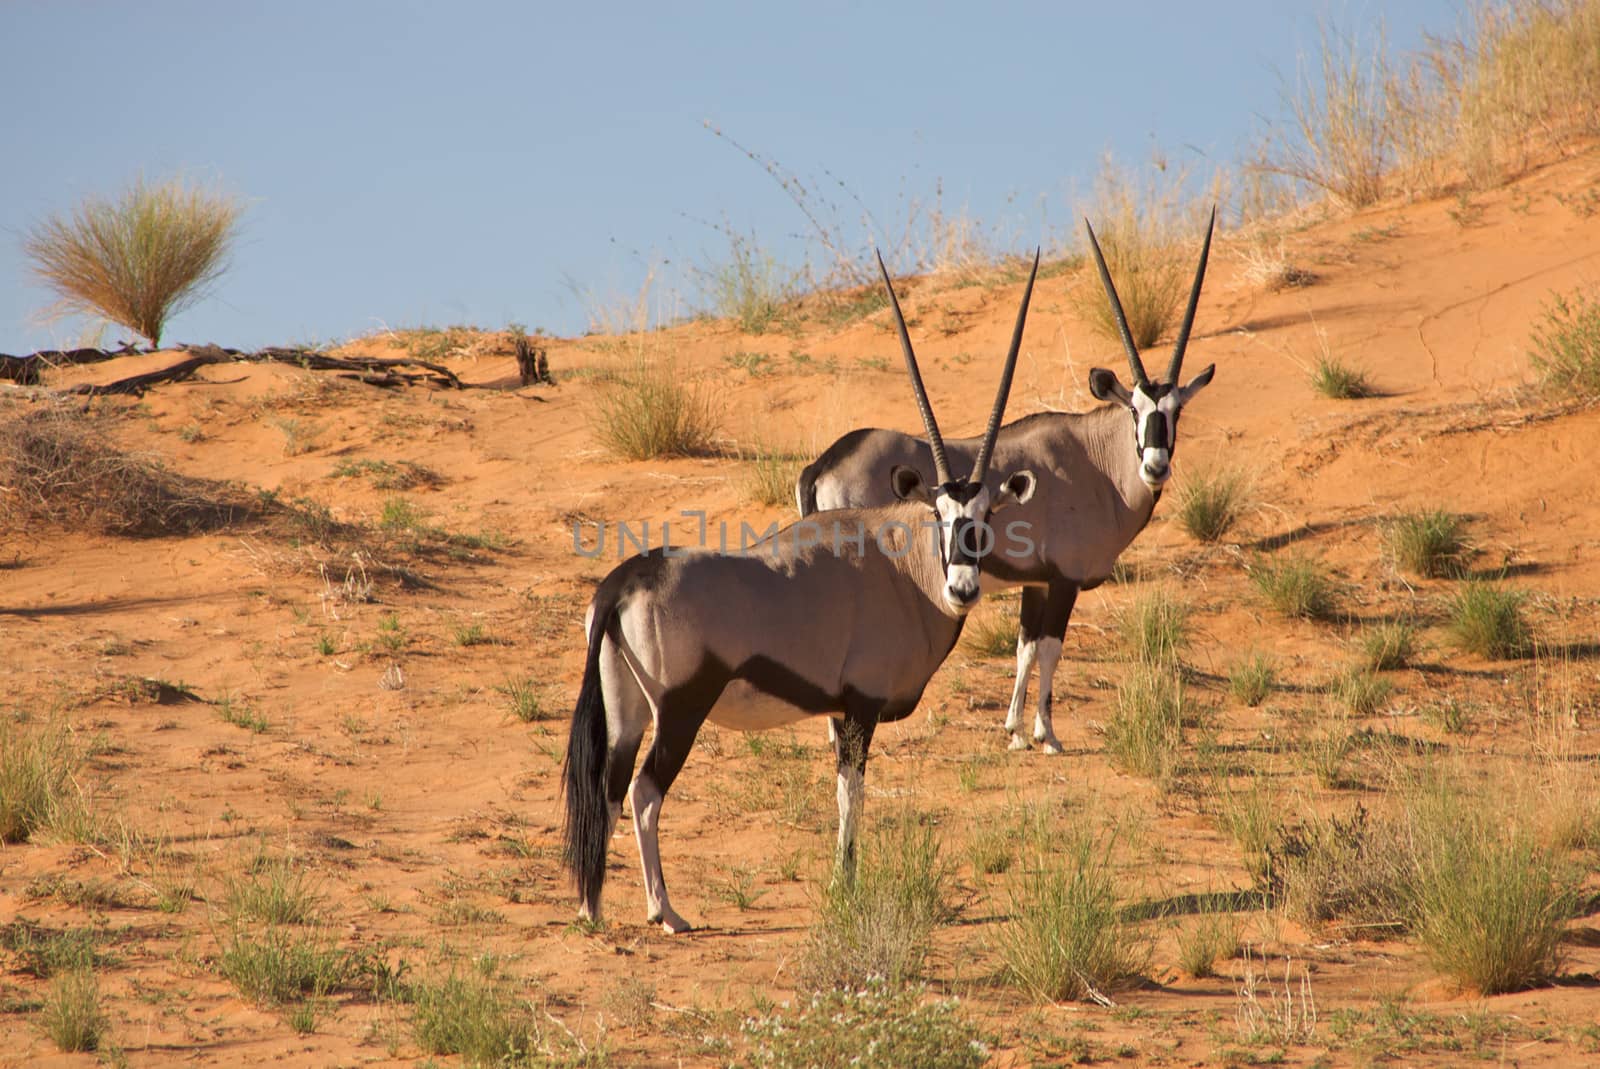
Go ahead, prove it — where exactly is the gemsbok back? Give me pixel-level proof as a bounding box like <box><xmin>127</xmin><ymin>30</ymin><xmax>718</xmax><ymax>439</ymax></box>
<box><xmin>798</xmin><ymin>211</ymin><xmax>1216</xmax><ymax>753</ymax></box>
<box><xmin>562</xmin><ymin>251</ymin><xmax>1040</xmax><ymax>933</ymax></box>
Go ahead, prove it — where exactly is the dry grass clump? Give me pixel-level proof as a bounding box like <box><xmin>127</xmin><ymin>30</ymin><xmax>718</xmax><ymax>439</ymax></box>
<box><xmin>0</xmin><ymin>408</ymin><xmax>250</xmax><ymax>536</ymax></box>
<box><xmin>1250</xmin><ymin>555</ymin><xmax>1338</xmax><ymax>620</ymax></box>
<box><xmin>1227</xmin><ymin>652</ymin><xmax>1277</xmax><ymax>707</ymax></box>
<box><xmin>587</xmin><ymin>355</ymin><xmax>721</xmax><ymax>459</ymax></box>
<box><xmin>1070</xmin><ymin>156</ymin><xmax>1200</xmax><ymax>348</ymax></box>
<box><xmin>999</xmin><ymin>816</ymin><xmax>1145</xmax><ymax>1003</ymax></box>
<box><xmin>0</xmin><ymin>716</ymin><xmax>89</xmax><ymax>845</ymax></box>
<box><xmin>1104</xmin><ymin>666</ymin><xmax>1186</xmax><ymax>784</ymax></box>
<box><xmin>1256</xmin><ymin>23</ymin><xmax>1393</xmax><ymax>209</ymax></box>
<box><xmin>740</xmin><ymin>440</ymin><xmax>807</xmax><ymax>509</ymax></box>
<box><xmin>1392</xmin><ymin>1</ymin><xmax>1600</xmax><ymax>193</ymax></box>
<box><xmin>1272</xmin><ymin>772</ymin><xmax>1580</xmax><ymax>994</ymax></box>
<box><xmin>23</xmin><ymin>176</ymin><xmax>240</xmax><ymax>347</ymax></box>
<box><xmin>1118</xmin><ymin>587</ymin><xmax>1191</xmax><ymax>666</ymax></box>
<box><xmin>962</xmin><ymin>600</ymin><xmax>1021</xmax><ymax>658</ymax></box>
<box><xmin>1359</xmin><ymin>620</ymin><xmax>1418</xmax><ymax>671</ymax></box>
<box><xmin>796</xmin><ymin>812</ymin><xmax>952</xmax><ymax>992</ymax></box>
<box><xmin>1529</xmin><ymin>287</ymin><xmax>1600</xmax><ymax>397</ymax></box>
<box><xmin>39</xmin><ymin>968</ymin><xmax>108</xmax><ymax>1053</ymax></box>
<box><xmin>1404</xmin><ymin>774</ymin><xmax>1580</xmax><ymax>995</ymax></box>
<box><xmin>1176</xmin><ymin>908</ymin><xmax>1243</xmax><ymax>979</ymax></box>
<box><xmin>1446</xmin><ymin>582</ymin><xmax>1531</xmax><ymax>659</ymax></box>
<box><xmin>1385</xmin><ymin>510</ymin><xmax>1471</xmax><ymax>577</ymax></box>
<box><xmin>1175</xmin><ymin>466</ymin><xmax>1249</xmax><ymax>542</ymax></box>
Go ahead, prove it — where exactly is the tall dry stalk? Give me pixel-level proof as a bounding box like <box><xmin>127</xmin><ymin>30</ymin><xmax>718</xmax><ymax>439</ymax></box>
<box><xmin>23</xmin><ymin>176</ymin><xmax>241</xmax><ymax>347</ymax></box>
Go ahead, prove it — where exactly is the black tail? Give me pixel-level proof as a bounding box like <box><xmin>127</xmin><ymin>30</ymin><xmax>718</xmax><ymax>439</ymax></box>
<box><xmin>562</xmin><ymin>585</ymin><xmax>623</xmax><ymax>919</ymax></box>
<box><xmin>795</xmin><ymin>460</ymin><xmax>821</xmax><ymax>517</ymax></box>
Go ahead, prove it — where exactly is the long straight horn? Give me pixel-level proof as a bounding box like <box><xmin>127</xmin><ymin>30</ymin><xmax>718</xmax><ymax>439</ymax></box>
<box><xmin>1083</xmin><ymin>218</ymin><xmax>1149</xmax><ymax>388</ymax></box>
<box><xmin>876</xmin><ymin>250</ymin><xmax>951</xmax><ymax>484</ymax></box>
<box><xmin>971</xmin><ymin>248</ymin><xmax>1039</xmax><ymax>485</ymax></box>
<box><xmin>1165</xmin><ymin>205</ymin><xmax>1216</xmax><ymax>384</ymax></box>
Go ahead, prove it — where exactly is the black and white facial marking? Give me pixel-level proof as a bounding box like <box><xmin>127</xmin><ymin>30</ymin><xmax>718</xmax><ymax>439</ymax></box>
<box><xmin>892</xmin><ymin>466</ymin><xmax>1036</xmax><ymax>613</ymax></box>
<box><xmin>1089</xmin><ymin>365</ymin><xmax>1215</xmax><ymax>492</ymax></box>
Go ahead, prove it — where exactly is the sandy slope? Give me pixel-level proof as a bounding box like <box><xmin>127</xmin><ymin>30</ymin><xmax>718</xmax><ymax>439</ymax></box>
<box><xmin>2</xmin><ymin>150</ymin><xmax>1599</xmax><ymax>1067</ymax></box>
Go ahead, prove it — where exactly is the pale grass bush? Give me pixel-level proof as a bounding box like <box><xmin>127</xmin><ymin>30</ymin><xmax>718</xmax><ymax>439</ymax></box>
<box><xmin>587</xmin><ymin>354</ymin><xmax>721</xmax><ymax>459</ymax></box>
<box><xmin>1256</xmin><ymin>23</ymin><xmax>1393</xmax><ymax>209</ymax></box>
<box><xmin>1070</xmin><ymin>155</ymin><xmax>1204</xmax><ymax>348</ymax></box>
<box><xmin>23</xmin><ymin>175</ymin><xmax>240</xmax><ymax>346</ymax></box>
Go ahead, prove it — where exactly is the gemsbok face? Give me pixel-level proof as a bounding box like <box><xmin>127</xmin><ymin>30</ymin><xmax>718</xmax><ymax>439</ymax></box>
<box><xmin>1084</xmin><ymin>208</ymin><xmax>1218</xmax><ymax>492</ymax></box>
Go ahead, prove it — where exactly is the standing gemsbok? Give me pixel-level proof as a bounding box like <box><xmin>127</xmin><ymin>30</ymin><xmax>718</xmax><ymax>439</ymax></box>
<box><xmin>798</xmin><ymin>211</ymin><xmax>1216</xmax><ymax>753</ymax></box>
<box><xmin>562</xmin><ymin>251</ymin><xmax>1040</xmax><ymax>933</ymax></box>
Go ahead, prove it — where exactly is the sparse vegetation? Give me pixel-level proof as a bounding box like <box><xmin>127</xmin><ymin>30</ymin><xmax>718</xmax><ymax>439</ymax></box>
<box><xmin>1251</xmin><ymin>555</ymin><xmax>1337</xmax><ymax>620</ymax></box>
<box><xmin>1386</xmin><ymin>510</ymin><xmax>1470</xmax><ymax>577</ymax></box>
<box><xmin>1529</xmin><ymin>287</ymin><xmax>1600</xmax><ymax>397</ymax></box>
<box><xmin>588</xmin><ymin>355</ymin><xmax>721</xmax><ymax>459</ymax></box>
<box><xmin>224</xmin><ymin>852</ymin><xmax>322</xmax><ymax>925</ymax></box>
<box><xmin>500</xmin><ymin>676</ymin><xmax>552</xmax><ymax>722</ymax></box>
<box><xmin>1446</xmin><ymin>582</ymin><xmax>1531</xmax><ymax>658</ymax></box>
<box><xmin>217</xmin><ymin>926</ymin><xmax>351</xmax><ymax>1007</ymax></box>
<box><xmin>331</xmin><ymin>457</ymin><xmax>444</xmax><ymax>491</ymax></box>
<box><xmin>699</xmin><ymin>229</ymin><xmax>795</xmax><ymax>333</ymax></box>
<box><xmin>1332</xmin><ymin>668</ymin><xmax>1395</xmax><ymax>716</ymax></box>
<box><xmin>410</xmin><ymin>966</ymin><xmax>539</xmax><ymax>1066</ymax></box>
<box><xmin>741</xmin><ymin>441</ymin><xmax>806</xmax><ymax>509</ymax></box>
<box><xmin>1175</xmin><ymin>466</ymin><xmax>1249</xmax><ymax>542</ymax></box>
<box><xmin>1256</xmin><ymin>23</ymin><xmax>1391</xmax><ymax>209</ymax></box>
<box><xmin>1407</xmin><ymin>779</ymin><xmax>1580</xmax><ymax>995</ymax></box>
<box><xmin>1176</xmin><ymin>907</ymin><xmax>1242</xmax><ymax>979</ymax></box>
<box><xmin>22</xmin><ymin>175</ymin><xmax>240</xmax><ymax>346</ymax></box>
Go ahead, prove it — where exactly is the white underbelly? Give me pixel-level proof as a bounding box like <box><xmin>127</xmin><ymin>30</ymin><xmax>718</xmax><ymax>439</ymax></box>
<box><xmin>707</xmin><ymin>681</ymin><xmax>822</xmax><ymax>732</ymax></box>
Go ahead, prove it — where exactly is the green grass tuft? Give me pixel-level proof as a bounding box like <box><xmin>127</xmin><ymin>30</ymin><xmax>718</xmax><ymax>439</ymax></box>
<box><xmin>1175</xmin><ymin>467</ymin><xmax>1249</xmax><ymax>542</ymax></box>
<box><xmin>1251</xmin><ymin>556</ymin><xmax>1338</xmax><ymax>620</ymax></box>
<box><xmin>1385</xmin><ymin>510</ymin><xmax>1470</xmax><ymax>578</ymax></box>
<box><xmin>1117</xmin><ymin>588</ymin><xmax>1190</xmax><ymax>666</ymax></box>
<box><xmin>1227</xmin><ymin>651</ymin><xmax>1277</xmax><ymax>707</ymax></box>
<box><xmin>1530</xmin><ymin>287</ymin><xmax>1600</xmax><ymax>397</ymax></box>
<box><xmin>1310</xmin><ymin>354</ymin><xmax>1374</xmax><ymax>398</ymax></box>
<box><xmin>1104</xmin><ymin>666</ymin><xmax>1185</xmax><ymax>784</ymax></box>
<box><xmin>39</xmin><ymin>969</ymin><xmax>108</xmax><ymax>1053</ymax></box>
<box><xmin>1446</xmin><ymin>582</ymin><xmax>1531</xmax><ymax>659</ymax></box>
<box><xmin>999</xmin><ymin>818</ymin><xmax>1145</xmax><ymax>1003</ymax></box>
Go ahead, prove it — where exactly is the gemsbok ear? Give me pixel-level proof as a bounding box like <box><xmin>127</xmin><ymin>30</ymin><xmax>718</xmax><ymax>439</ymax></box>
<box><xmin>1088</xmin><ymin>368</ymin><xmax>1132</xmax><ymax>405</ymax></box>
<box><xmin>1179</xmin><ymin>363</ymin><xmax>1216</xmax><ymax>403</ymax></box>
<box><xmin>890</xmin><ymin>465</ymin><xmax>934</xmax><ymax>504</ymax></box>
<box><xmin>994</xmin><ymin>470</ymin><xmax>1036</xmax><ymax>511</ymax></box>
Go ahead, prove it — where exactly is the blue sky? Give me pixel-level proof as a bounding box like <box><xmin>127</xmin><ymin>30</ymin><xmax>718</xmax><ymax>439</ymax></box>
<box><xmin>0</xmin><ymin>2</ymin><xmax>1461</xmax><ymax>351</ymax></box>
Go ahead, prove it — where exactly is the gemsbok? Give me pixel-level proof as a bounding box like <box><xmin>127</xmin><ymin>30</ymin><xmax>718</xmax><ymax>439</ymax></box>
<box><xmin>798</xmin><ymin>211</ymin><xmax>1215</xmax><ymax>753</ymax></box>
<box><xmin>562</xmin><ymin>251</ymin><xmax>1040</xmax><ymax>932</ymax></box>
